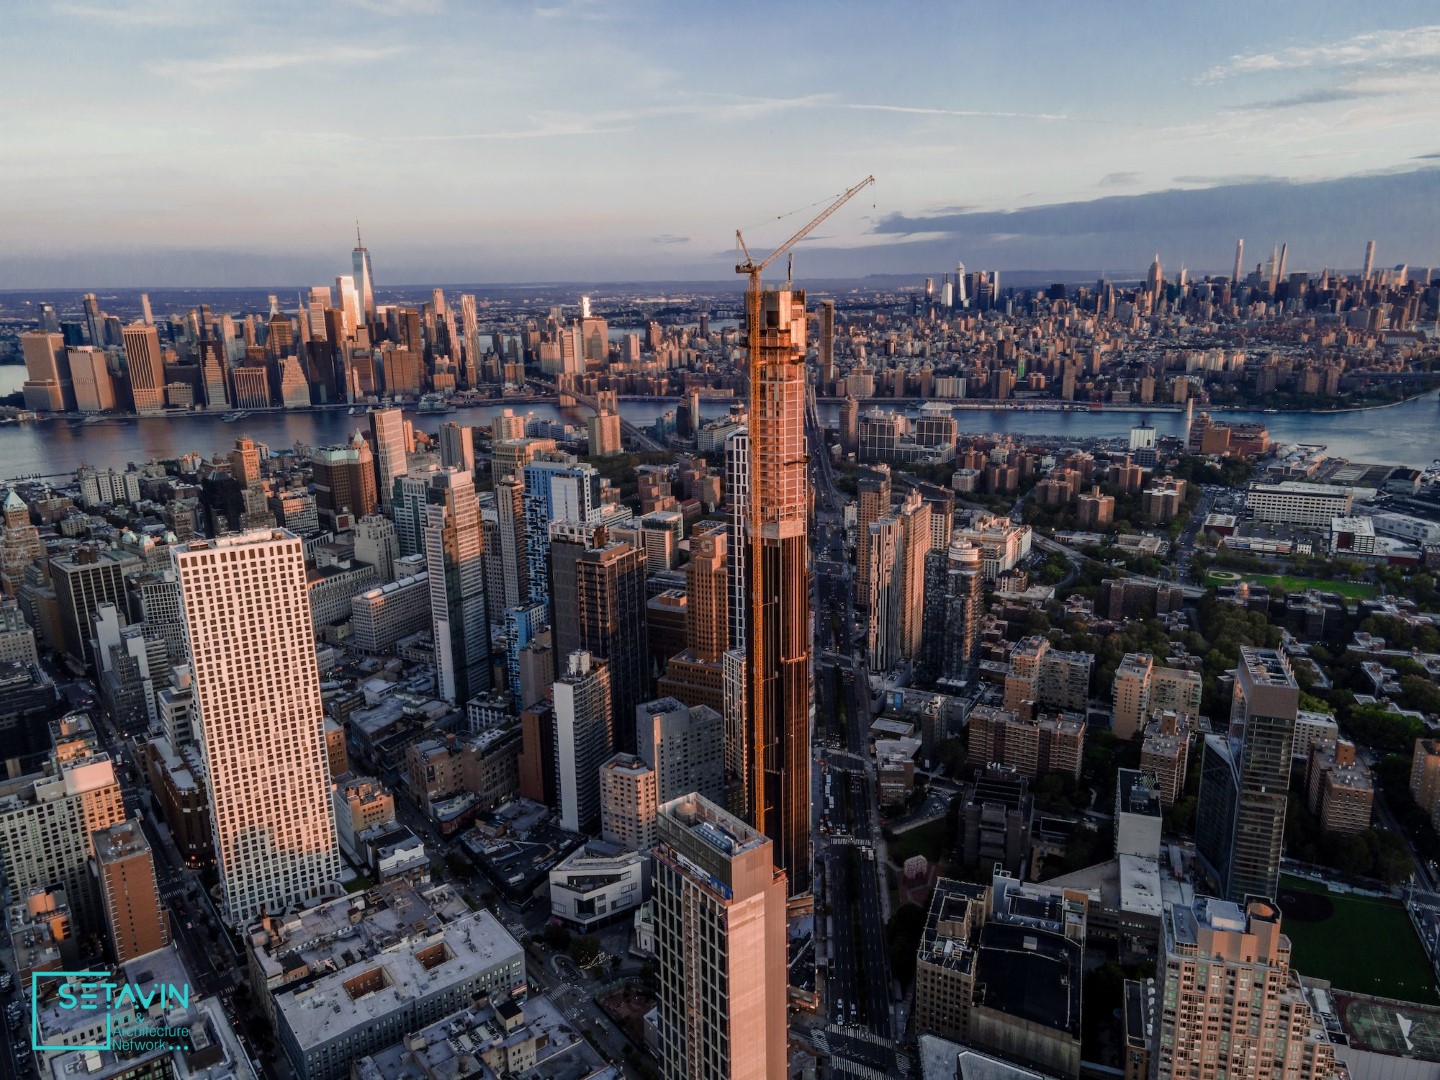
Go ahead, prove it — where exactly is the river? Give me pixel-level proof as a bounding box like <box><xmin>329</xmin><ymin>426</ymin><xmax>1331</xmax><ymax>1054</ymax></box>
<box><xmin>0</xmin><ymin>362</ymin><xmax>1433</xmax><ymax>480</ymax></box>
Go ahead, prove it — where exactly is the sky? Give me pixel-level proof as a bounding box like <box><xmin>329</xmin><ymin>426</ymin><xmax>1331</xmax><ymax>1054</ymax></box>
<box><xmin>3</xmin><ymin>0</ymin><xmax>1440</xmax><ymax>286</ymax></box>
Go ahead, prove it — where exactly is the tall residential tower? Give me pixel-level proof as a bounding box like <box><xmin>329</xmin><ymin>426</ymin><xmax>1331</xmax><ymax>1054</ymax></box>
<box><xmin>173</xmin><ymin>530</ymin><xmax>341</xmax><ymax>925</ymax></box>
<box><xmin>744</xmin><ymin>285</ymin><xmax>812</xmax><ymax>895</ymax></box>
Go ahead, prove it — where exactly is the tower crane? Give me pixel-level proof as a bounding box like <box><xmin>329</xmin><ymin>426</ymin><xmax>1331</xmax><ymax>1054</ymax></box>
<box><xmin>735</xmin><ymin>175</ymin><xmax>876</xmax><ymax>352</ymax></box>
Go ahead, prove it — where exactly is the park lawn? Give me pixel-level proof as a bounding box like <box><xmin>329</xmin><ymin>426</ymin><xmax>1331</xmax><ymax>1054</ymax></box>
<box><xmin>1205</xmin><ymin>570</ymin><xmax>1378</xmax><ymax>600</ymax></box>
<box><xmin>1278</xmin><ymin>876</ymin><xmax>1439</xmax><ymax>1004</ymax></box>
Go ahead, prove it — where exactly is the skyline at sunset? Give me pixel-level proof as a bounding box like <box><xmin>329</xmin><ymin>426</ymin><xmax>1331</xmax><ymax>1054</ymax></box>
<box><xmin>4</xmin><ymin>1</ymin><xmax>1440</xmax><ymax>285</ymax></box>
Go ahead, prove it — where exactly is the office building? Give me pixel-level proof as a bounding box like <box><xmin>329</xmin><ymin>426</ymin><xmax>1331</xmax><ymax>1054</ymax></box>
<box><xmin>913</xmin><ymin>874</ymin><xmax>1085</xmax><ymax>1078</ymax></box>
<box><xmin>390</xmin><ymin>466</ymin><xmax>442</xmax><ymax>559</ymax></box>
<box><xmin>554</xmin><ymin>651</ymin><xmax>613</xmax><ymax>834</ymax></box>
<box><xmin>1245</xmin><ymin>481</ymin><xmax>1355</xmax><ymax>528</ymax></box>
<box><xmin>1115</xmin><ymin>769</ymin><xmax>1163</xmax><ymax>859</ymax></box>
<box><xmin>1196</xmin><ymin>648</ymin><xmax>1298</xmax><ymax>904</ymax></box>
<box><xmin>957</xmin><ymin>764</ymin><xmax>1034</xmax><ymax>876</ymax></box>
<box><xmin>68</xmin><ymin>346</ymin><xmax>116</xmax><ymax>413</ymax></box>
<box><xmin>349</xmin><ymin>570</ymin><xmax>430</xmax><ymax>654</ymax></box>
<box><xmin>311</xmin><ymin>436</ymin><xmax>379</xmax><ymax>527</ymax></box>
<box><xmin>424</xmin><ymin>468</ymin><xmax>490</xmax><ymax>705</ymax></box>
<box><xmin>743</xmin><ymin>286</ymin><xmax>812</xmax><ymax>895</ymax></box>
<box><xmin>492</xmin><ymin>474</ymin><xmax>528</xmax><ymax>610</ymax></box>
<box><xmin>122</xmin><ymin>323</ymin><xmax>166</xmax><ymax>413</ymax></box>
<box><xmin>21</xmin><ymin>331</ymin><xmax>72</xmax><ymax>412</ymax></box>
<box><xmin>548</xmin><ymin>843</ymin><xmax>650</xmax><ymax>931</ymax></box>
<box><xmin>368</xmin><ymin>408</ymin><xmax>408</xmax><ymax>510</ymax></box>
<box><xmin>352</xmin><ymin>514</ymin><xmax>399</xmax><ymax>583</ymax></box>
<box><xmin>49</xmin><ymin>545</ymin><xmax>139</xmax><ymax>670</ymax></box>
<box><xmin>523</xmin><ymin>455</ymin><xmax>603</xmax><ymax>606</ymax></box>
<box><xmin>654</xmin><ymin>794</ymin><xmax>787</xmax><ymax>1080</ymax></box>
<box><xmin>173</xmin><ymin>530</ymin><xmax>341</xmax><ymax>925</ymax></box>
<box><xmin>92</xmin><ymin>819</ymin><xmax>170</xmax><ymax>963</ymax></box>
<box><xmin>575</xmin><ymin>540</ymin><xmax>649</xmax><ymax>753</ymax></box>
<box><xmin>437</xmin><ymin>421</ymin><xmax>474</xmax><ymax>473</ymax></box>
<box><xmin>1155</xmin><ymin>898</ymin><xmax>1345</xmax><ymax>1080</ymax></box>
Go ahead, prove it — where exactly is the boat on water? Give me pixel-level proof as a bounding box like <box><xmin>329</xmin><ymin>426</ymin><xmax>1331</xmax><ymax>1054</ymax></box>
<box><xmin>221</xmin><ymin>411</ymin><xmax>249</xmax><ymax>423</ymax></box>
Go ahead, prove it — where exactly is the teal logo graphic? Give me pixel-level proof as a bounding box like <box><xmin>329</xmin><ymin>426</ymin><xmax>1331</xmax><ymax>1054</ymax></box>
<box><xmin>31</xmin><ymin>971</ymin><xmax>192</xmax><ymax>1053</ymax></box>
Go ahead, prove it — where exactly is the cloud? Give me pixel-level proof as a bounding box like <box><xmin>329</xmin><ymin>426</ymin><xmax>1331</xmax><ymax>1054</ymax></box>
<box><xmin>52</xmin><ymin>0</ymin><xmax>221</xmax><ymax>26</ymax></box>
<box><xmin>833</xmin><ymin>167</ymin><xmax>1440</xmax><ymax>280</ymax></box>
<box><xmin>150</xmin><ymin>44</ymin><xmax>409</xmax><ymax>88</ymax></box>
<box><xmin>1099</xmin><ymin>172</ymin><xmax>1140</xmax><ymax>187</ymax></box>
<box><xmin>1226</xmin><ymin>86</ymin><xmax>1382</xmax><ymax>111</ymax></box>
<box><xmin>839</xmin><ymin>102</ymin><xmax>1099</xmax><ymax>124</ymax></box>
<box><xmin>1416</xmin><ymin>152</ymin><xmax>1440</xmax><ymax>160</ymax></box>
<box><xmin>1172</xmin><ymin>173</ymin><xmax>1284</xmax><ymax>186</ymax></box>
<box><xmin>1201</xmin><ymin>24</ymin><xmax>1440</xmax><ymax>82</ymax></box>
<box><xmin>650</xmin><ymin>235</ymin><xmax>689</xmax><ymax>245</ymax></box>
<box><xmin>533</xmin><ymin>0</ymin><xmax>615</xmax><ymax>19</ymax></box>
<box><xmin>346</xmin><ymin>0</ymin><xmax>443</xmax><ymax>12</ymax></box>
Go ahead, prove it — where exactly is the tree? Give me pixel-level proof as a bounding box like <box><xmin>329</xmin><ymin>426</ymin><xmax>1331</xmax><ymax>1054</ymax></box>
<box><xmin>569</xmin><ymin>934</ymin><xmax>603</xmax><ymax>967</ymax></box>
<box><xmin>886</xmin><ymin>905</ymin><xmax>929</xmax><ymax>986</ymax></box>
<box><xmin>542</xmin><ymin>924</ymin><xmax>573</xmax><ymax>951</ymax></box>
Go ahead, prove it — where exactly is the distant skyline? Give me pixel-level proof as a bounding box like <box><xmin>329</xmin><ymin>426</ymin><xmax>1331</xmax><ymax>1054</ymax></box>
<box><xmin>4</xmin><ymin>1</ymin><xmax>1440</xmax><ymax>286</ymax></box>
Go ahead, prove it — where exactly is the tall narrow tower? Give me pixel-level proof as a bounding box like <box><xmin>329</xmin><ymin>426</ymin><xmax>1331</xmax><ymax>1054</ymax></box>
<box><xmin>425</xmin><ymin>468</ymin><xmax>491</xmax><ymax>706</ymax></box>
<box><xmin>1232</xmin><ymin>239</ymin><xmax>1244</xmax><ymax>285</ymax></box>
<box><xmin>173</xmin><ymin>530</ymin><xmax>341</xmax><ymax>925</ymax></box>
<box><xmin>1362</xmin><ymin>240</ymin><xmax>1376</xmax><ymax>283</ymax></box>
<box><xmin>818</xmin><ymin>299</ymin><xmax>836</xmax><ymax>388</ymax></box>
<box><xmin>352</xmin><ymin>224</ymin><xmax>375</xmax><ymax>323</ymax></box>
<box><xmin>745</xmin><ymin>285</ymin><xmax>812</xmax><ymax>895</ymax></box>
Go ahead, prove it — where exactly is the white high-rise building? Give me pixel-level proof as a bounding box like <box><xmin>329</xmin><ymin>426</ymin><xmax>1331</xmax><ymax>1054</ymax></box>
<box><xmin>554</xmin><ymin>650</ymin><xmax>613</xmax><ymax>834</ymax></box>
<box><xmin>352</xmin><ymin>227</ymin><xmax>375</xmax><ymax>322</ymax></box>
<box><xmin>173</xmin><ymin>530</ymin><xmax>341</xmax><ymax>926</ymax></box>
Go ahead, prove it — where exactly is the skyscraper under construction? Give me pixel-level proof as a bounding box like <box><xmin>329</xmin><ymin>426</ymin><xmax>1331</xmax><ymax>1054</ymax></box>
<box><xmin>745</xmin><ymin>284</ymin><xmax>811</xmax><ymax>896</ymax></box>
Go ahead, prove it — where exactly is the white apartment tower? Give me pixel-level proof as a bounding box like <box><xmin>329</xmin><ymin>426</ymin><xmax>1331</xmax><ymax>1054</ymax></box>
<box><xmin>173</xmin><ymin>529</ymin><xmax>341</xmax><ymax>926</ymax></box>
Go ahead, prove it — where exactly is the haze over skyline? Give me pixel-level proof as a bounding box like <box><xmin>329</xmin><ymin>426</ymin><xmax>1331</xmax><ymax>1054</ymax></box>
<box><xmin>5</xmin><ymin>0</ymin><xmax>1440</xmax><ymax>286</ymax></box>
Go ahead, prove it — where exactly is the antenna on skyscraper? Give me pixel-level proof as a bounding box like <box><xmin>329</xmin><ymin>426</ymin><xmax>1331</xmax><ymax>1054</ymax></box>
<box><xmin>356</xmin><ymin>219</ymin><xmax>363</xmax><ymax>248</ymax></box>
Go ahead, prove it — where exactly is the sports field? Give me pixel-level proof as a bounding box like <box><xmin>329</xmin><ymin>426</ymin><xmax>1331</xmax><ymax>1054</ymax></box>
<box><xmin>1205</xmin><ymin>571</ymin><xmax>1377</xmax><ymax>599</ymax></box>
<box><xmin>1277</xmin><ymin>876</ymin><xmax>1439</xmax><ymax>1004</ymax></box>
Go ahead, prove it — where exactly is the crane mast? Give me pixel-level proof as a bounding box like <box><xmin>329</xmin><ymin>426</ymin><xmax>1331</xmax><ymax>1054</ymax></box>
<box><xmin>735</xmin><ymin>176</ymin><xmax>873</xmax><ymax>890</ymax></box>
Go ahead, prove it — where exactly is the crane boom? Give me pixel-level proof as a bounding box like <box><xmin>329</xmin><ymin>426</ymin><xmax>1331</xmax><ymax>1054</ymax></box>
<box><xmin>735</xmin><ymin>175</ymin><xmax>875</xmax><ymax>280</ymax></box>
